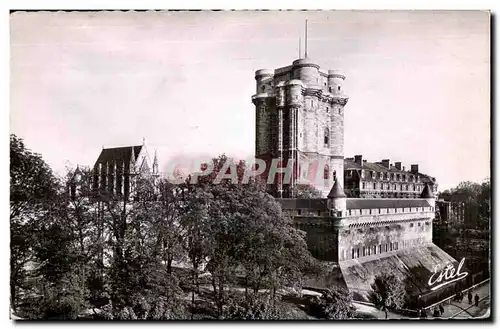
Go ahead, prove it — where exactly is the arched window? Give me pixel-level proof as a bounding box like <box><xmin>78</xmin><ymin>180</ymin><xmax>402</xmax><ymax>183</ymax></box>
<box><xmin>261</xmin><ymin>85</ymin><xmax>265</xmax><ymax>92</ymax></box>
<box><xmin>324</xmin><ymin>128</ymin><xmax>330</xmax><ymax>146</ymax></box>
<box><xmin>324</xmin><ymin>164</ymin><xmax>329</xmax><ymax>180</ymax></box>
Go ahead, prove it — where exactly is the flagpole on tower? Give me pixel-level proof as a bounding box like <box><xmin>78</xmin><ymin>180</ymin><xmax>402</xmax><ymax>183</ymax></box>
<box><xmin>299</xmin><ymin>37</ymin><xmax>301</xmax><ymax>59</ymax></box>
<box><xmin>305</xmin><ymin>18</ymin><xmax>308</xmax><ymax>58</ymax></box>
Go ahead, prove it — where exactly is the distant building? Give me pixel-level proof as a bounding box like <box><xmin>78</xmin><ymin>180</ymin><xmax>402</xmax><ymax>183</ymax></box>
<box><xmin>344</xmin><ymin>155</ymin><xmax>438</xmax><ymax>199</ymax></box>
<box><xmin>91</xmin><ymin>139</ymin><xmax>159</xmax><ymax>199</ymax></box>
<box><xmin>69</xmin><ymin>139</ymin><xmax>159</xmax><ymax>200</ymax></box>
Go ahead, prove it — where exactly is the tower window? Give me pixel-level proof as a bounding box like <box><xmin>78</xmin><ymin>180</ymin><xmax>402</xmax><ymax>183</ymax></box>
<box><xmin>324</xmin><ymin>164</ymin><xmax>329</xmax><ymax>180</ymax></box>
<box><xmin>329</xmin><ymin>87</ymin><xmax>332</xmax><ymax>93</ymax></box>
<box><xmin>326</xmin><ymin>107</ymin><xmax>329</xmax><ymax>113</ymax></box>
<box><xmin>261</xmin><ymin>85</ymin><xmax>265</xmax><ymax>92</ymax></box>
<box><xmin>324</xmin><ymin>128</ymin><xmax>330</xmax><ymax>146</ymax></box>
<box><xmin>338</xmin><ymin>86</ymin><xmax>341</xmax><ymax>91</ymax></box>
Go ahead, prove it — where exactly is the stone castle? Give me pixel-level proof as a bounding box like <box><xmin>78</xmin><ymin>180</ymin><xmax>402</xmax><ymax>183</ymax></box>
<box><xmin>252</xmin><ymin>57</ymin><xmax>463</xmax><ymax>307</ymax></box>
<box><xmin>252</xmin><ymin>58</ymin><xmax>348</xmax><ymax>197</ymax></box>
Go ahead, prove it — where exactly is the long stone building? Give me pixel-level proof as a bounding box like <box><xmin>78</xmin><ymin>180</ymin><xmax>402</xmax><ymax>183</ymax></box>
<box><xmin>252</xmin><ymin>56</ymin><xmax>466</xmax><ymax>308</ymax></box>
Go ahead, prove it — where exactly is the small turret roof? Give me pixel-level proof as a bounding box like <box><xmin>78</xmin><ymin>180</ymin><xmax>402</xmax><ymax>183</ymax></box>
<box><xmin>420</xmin><ymin>183</ymin><xmax>434</xmax><ymax>199</ymax></box>
<box><xmin>328</xmin><ymin>178</ymin><xmax>346</xmax><ymax>199</ymax></box>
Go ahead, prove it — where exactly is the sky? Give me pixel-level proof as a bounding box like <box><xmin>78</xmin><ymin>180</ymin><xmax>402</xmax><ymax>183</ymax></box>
<box><xmin>10</xmin><ymin>10</ymin><xmax>490</xmax><ymax>191</ymax></box>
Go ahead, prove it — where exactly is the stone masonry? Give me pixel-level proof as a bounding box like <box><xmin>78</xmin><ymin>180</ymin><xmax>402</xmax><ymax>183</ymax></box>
<box><xmin>252</xmin><ymin>58</ymin><xmax>348</xmax><ymax>197</ymax></box>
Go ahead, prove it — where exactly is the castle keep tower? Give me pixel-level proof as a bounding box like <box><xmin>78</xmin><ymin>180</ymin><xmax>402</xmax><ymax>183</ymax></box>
<box><xmin>252</xmin><ymin>58</ymin><xmax>349</xmax><ymax>197</ymax></box>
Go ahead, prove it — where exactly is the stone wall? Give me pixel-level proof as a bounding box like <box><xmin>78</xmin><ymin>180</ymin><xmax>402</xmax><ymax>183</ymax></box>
<box><xmin>337</xmin><ymin>218</ymin><xmax>433</xmax><ymax>262</ymax></box>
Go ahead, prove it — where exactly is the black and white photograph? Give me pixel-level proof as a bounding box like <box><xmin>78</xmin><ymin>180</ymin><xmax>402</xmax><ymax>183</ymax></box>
<box><xmin>9</xmin><ymin>9</ymin><xmax>491</xmax><ymax>320</ymax></box>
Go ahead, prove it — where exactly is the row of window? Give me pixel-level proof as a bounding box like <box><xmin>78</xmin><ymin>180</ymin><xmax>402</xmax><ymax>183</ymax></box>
<box><xmin>350</xmin><ymin>241</ymin><xmax>400</xmax><ymax>259</ymax></box>
<box><xmin>410</xmin><ymin>221</ymin><xmax>431</xmax><ymax>229</ymax></box>
<box><xmin>342</xmin><ymin>237</ymin><xmax>426</xmax><ymax>261</ymax></box>
<box><xmin>353</xmin><ymin>170</ymin><xmax>420</xmax><ymax>183</ymax></box>
<box><xmin>346</xmin><ymin>207</ymin><xmax>434</xmax><ymax>216</ymax></box>
<box><xmin>361</xmin><ymin>182</ymin><xmax>422</xmax><ymax>191</ymax></box>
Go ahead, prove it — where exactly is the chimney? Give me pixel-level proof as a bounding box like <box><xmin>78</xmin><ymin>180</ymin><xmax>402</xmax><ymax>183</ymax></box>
<box><xmin>381</xmin><ymin>159</ymin><xmax>390</xmax><ymax>169</ymax></box>
<box><xmin>411</xmin><ymin>164</ymin><xmax>419</xmax><ymax>174</ymax></box>
<box><xmin>395</xmin><ymin>162</ymin><xmax>402</xmax><ymax>170</ymax></box>
<box><xmin>354</xmin><ymin>155</ymin><xmax>363</xmax><ymax>165</ymax></box>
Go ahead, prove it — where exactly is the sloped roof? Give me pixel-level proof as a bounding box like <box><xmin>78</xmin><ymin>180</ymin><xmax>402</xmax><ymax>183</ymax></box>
<box><xmin>344</xmin><ymin>159</ymin><xmax>436</xmax><ymax>183</ymax></box>
<box><xmin>94</xmin><ymin>145</ymin><xmax>142</xmax><ymax>168</ymax></box>
<box><xmin>346</xmin><ymin>198</ymin><xmax>431</xmax><ymax>209</ymax></box>
<box><xmin>278</xmin><ymin>198</ymin><xmax>327</xmax><ymax>210</ymax></box>
<box><xmin>420</xmin><ymin>184</ymin><xmax>434</xmax><ymax>198</ymax></box>
<box><xmin>340</xmin><ymin>243</ymin><xmax>461</xmax><ymax>302</ymax></box>
<box><xmin>328</xmin><ymin>178</ymin><xmax>347</xmax><ymax>199</ymax></box>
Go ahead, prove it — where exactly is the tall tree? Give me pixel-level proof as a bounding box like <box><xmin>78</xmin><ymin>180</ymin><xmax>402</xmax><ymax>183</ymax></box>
<box><xmin>369</xmin><ymin>272</ymin><xmax>407</xmax><ymax>319</ymax></box>
<box><xmin>308</xmin><ymin>287</ymin><xmax>357</xmax><ymax>319</ymax></box>
<box><xmin>183</xmin><ymin>155</ymin><xmax>319</xmax><ymax>316</ymax></box>
<box><xmin>292</xmin><ymin>184</ymin><xmax>323</xmax><ymax>199</ymax></box>
<box><xmin>10</xmin><ymin>134</ymin><xmax>59</xmax><ymax>312</ymax></box>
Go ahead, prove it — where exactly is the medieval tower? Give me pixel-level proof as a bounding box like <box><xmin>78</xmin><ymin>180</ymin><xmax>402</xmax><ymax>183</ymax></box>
<box><xmin>252</xmin><ymin>57</ymin><xmax>348</xmax><ymax>197</ymax></box>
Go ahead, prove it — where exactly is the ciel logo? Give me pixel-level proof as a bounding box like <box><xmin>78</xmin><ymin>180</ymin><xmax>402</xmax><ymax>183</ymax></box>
<box><xmin>428</xmin><ymin>258</ymin><xmax>468</xmax><ymax>291</ymax></box>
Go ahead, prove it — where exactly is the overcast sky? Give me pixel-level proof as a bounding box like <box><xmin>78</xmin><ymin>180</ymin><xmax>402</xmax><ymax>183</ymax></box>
<box><xmin>10</xmin><ymin>10</ymin><xmax>490</xmax><ymax>190</ymax></box>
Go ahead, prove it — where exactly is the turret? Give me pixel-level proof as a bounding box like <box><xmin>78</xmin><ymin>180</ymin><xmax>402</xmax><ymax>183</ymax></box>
<box><xmin>328</xmin><ymin>69</ymin><xmax>346</xmax><ymax>96</ymax></box>
<box><xmin>327</xmin><ymin>177</ymin><xmax>347</xmax><ymax>216</ymax></box>
<box><xmin>255</xmin><ymin>69</ymin><xmax>274</xmax><ymax>94</ymax></box>
<box><xmin>420</xmin><ymin>183</ymin><xmax>435</xmax><ymax>208</ymax></box>
<box><xmin>286</xmin><ymin>79</ymin><xmax>305</xmax><ymax>107</ymax></box>
<box><xmin>292</xmin><ymin>58</ymin><xmax>320</xmax><ymax>87</ymax></box>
